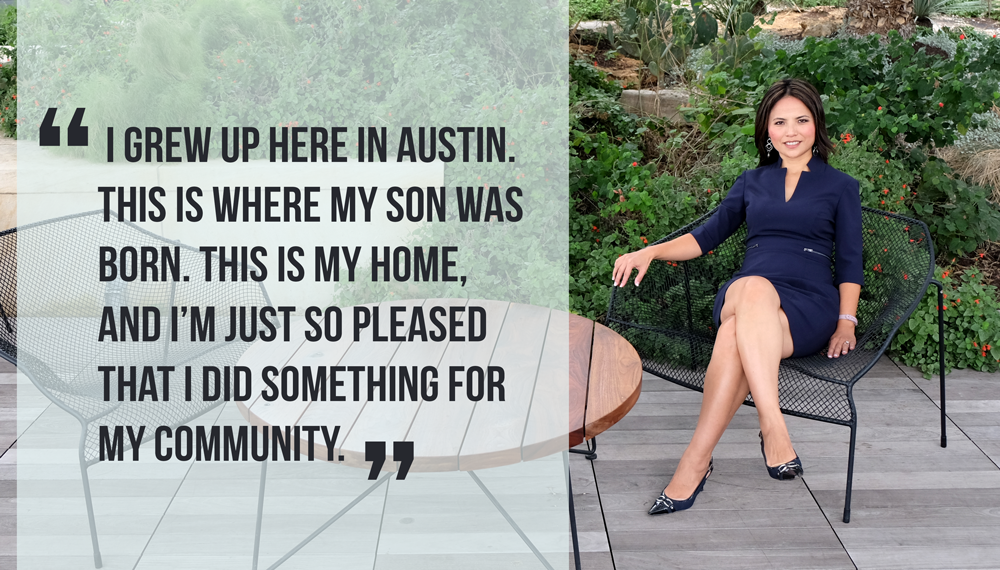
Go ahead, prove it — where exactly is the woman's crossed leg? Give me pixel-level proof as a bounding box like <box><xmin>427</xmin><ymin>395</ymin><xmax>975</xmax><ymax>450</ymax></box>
<box><xmin>662</xmin><ymin>275</ymin><xmax>798</xmax><ymax>499</ymax></box>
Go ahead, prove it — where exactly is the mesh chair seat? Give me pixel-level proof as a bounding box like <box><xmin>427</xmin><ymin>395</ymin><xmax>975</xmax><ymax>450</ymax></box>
<box><xmin>606</xmin><ymin>205</ymin><xmax>943</xmax><ymax>523</ymax></box>
<box><xmin>0</xmin><ymin>211</ymin><xmax>270</xmax><ymax>567</ymax></box>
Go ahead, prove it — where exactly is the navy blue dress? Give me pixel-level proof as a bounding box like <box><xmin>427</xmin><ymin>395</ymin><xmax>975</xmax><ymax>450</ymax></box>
<box><xmin>690</xmin><ymin>154</ymin><xmax>864</xmax><ymax>357</ymax></box>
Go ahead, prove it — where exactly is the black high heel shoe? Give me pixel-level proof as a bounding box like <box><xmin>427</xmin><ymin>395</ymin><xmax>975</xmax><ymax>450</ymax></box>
<box><xmin>759</xmin><ymin>431</ymin><xmax>803</xmax><ymax>480</ymax></box>
<box><xmin>648</xmin><ymin>457</ymin><xmax>714</xmax><ymax>515</ymax></box>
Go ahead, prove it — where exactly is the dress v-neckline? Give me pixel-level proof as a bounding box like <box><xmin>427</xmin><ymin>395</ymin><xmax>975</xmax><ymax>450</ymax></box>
<box><xmin>777</xmin><ymin>155</ymin><xmax>820</xmax><ymax>203</ymax></box>
<box><xmin>784</xmin><ymin>170</ymin><xmax>806</xmax><ymax>203</ymax></box>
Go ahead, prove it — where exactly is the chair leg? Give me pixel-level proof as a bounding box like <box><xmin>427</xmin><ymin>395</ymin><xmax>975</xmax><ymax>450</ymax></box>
<box><xmin>252</xmin><ymin>459</ymin><xmax>268</xmax><ymax>570</ymax></box>
<box><xmin>78</xmin><ymin>432</ymin><xmax>103</xmax><ymax>568</ymax></box>
<box><xmin>564</xmin><ymin>451</ymin><xmax>582</xmax><ymax>570</ymax></box>
<box><xmin>469</xmin><ymin>471</ymin><xmax>555</xmax><ymax>570</ymax></box>
<box><xmin>843</xmin><ymin>421</ymin><xmax>857</xmax><ymax>524</ymax></box>
<box><xmin>934</xmin><ymin>280</ymin><xmax>947</xmax><ymax>448</ymax></box>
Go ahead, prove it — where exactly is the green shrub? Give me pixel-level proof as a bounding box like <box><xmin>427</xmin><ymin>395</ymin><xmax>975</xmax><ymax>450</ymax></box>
<box><xmin>689</xmin><ymin>30</ymin><xmax>1000</xmax><ymax>156</ymax></box>
<box><xmin>912</xmin><ymin>0</ymin><xmax>986</xmax><ymax>18</ymax></box>
<box><xmin>909</xmin><ymin>157</ymin><xmax>1000</xmax><ymax>259</ymax></box>
<box><xmin>892</xmin><ymin>266</ymin><xmax>1000</xmax><ymax>377</ymax></box>
<box><xmin>828</xmin><ymin>131</ymin><xmax>916</xmax><ymax>214</ymax></box>
<box><xmin>570</xmin><ymin>56</ymin><xmax>643</xmax><ymax>138</ymax></box>
<box><xmin>0</xmin><ymin>5</ymin><xmax>15</xmax><ymax>137</ymax></box>
<box><xmin>570</xmin><ymin>0</ymin><xmax>620</xmax><ymax>21</ymax></box>
<box><xmin>569</xmin><ymin>128</ymin><xmax>699</xmax><ymax>318</ymax></box>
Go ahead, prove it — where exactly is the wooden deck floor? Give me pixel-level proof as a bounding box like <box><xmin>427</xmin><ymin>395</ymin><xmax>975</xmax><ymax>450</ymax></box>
<box><xmin>2</xmin><ymin>355</ymin><xmax>999</xmax><ymax>569</ymax></box>
<box><xmin>571</xmin><ymin>355</ymin><xmax>1000</xmax><ymax>569</ymax></box>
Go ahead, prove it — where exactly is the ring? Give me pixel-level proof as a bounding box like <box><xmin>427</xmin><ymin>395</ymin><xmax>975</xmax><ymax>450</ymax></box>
<box><xmin>844</xmin><ymin>341</ymin><xmax>850</xmax><ymax>344</ymax></box>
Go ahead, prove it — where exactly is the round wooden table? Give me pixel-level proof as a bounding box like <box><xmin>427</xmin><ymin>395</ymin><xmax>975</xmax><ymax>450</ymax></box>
<box><xmin>235</xmin><ymin>299</ymin><xmax>643</xmax><ymax>471</ymax></box>
<box><xmin>236</xmin><ymin>299</ymin><xmax>642</xmax><ymax>570</ymax></box>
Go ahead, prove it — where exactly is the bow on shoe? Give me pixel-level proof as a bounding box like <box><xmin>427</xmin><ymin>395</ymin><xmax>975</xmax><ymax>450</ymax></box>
<box><xmin>648</xmin><ymin>494</ymin><xmax>676</xmax><ymax>514</ymax></box>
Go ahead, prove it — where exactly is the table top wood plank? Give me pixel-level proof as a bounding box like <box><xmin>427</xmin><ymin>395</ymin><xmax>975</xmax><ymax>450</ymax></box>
<box><xmin>235</xmin><ymin>317</ymin><xmax>312</xmax><ymax>422</ymax></box>
<box><xmin>234</xmin><ymin>300</ymin><xmax>644</xmax><ymax>473</ymax></box>
<box><xmin>458</xmin><ymin>303</ymin><xmax>551</xmax><ymax>471</ymax></box>
<box><xmin>404</xmin><ymin>300</ymin><xmax>511</xmax><ymax>472</ymax></box>
<box><xmin>338</xmin><ymin>298</ymin><xmax>466</xmax><ymax>469</ymax></box>
<box><xmin>521</xmin><ymin>310</ymin><xmax>570</xmax><ymax>461</ymax></box>
<box><xmin>567</xmin><ymin>314</ymin><xmax>595</xmax><ymax>448</ymax></box>
<box><xmin>585</xmin><ymin>322</ymin><xmax>642</xmax><ymax>439</ymax></box>
<box><xmin>244</xmin><ymin>324</ymin><xmax>355</xmax><ymax>432</ymax></box>
<box><xmin>297</xmin><ymin>298</ymin><xmax>424</xmax><ymax>464</ymax></box>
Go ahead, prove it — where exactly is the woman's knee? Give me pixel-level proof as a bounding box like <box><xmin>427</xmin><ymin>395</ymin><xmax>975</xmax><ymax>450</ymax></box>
<box><xmin>729</xmin><ymin>276</ymin><xmax>780</xmax><ymax>307</ymax></box>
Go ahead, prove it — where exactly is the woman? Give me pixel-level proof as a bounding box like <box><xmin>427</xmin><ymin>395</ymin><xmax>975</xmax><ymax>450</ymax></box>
<box><xmin>611</xmin><ymin>78</ymin><xmax>864</xmax><ymax>515</ymax></box>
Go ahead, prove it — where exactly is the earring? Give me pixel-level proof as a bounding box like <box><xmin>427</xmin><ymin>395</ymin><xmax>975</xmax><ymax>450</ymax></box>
<box><xmin>765</xmin><ymin>137</ymin><xmax>773</xmax><ymax>154</ymax></box>
<box><xmin>813</xmin><ymin>145</ymin><xmax>818</xmax><ymax>155</ymax></box>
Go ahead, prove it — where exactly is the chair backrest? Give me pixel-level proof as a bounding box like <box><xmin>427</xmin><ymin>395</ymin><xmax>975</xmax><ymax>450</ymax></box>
<box><xmin>0</xmin><ymin>211</ymin><xmax>271</xmax><ymax>422</ymax></box>
<box><xmin>606</xmin><ymin>206</ymin><xmax>933</xmax><ymax>384</ymax></box>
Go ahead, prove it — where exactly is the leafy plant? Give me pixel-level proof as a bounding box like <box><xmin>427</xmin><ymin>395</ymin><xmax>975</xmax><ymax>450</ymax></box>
<box><xmin>892</xmin><ymin>266</ymin><xmax>1000</xmax><ymax>377</ymax></box>
<box><xmin>608</xmin><ymin>0</ymin><xmax>718</xmax><ymax>81</ymax></box>
<box><xmin>909</xmin><ymin>158</ymin><xmax>1000</xmax><ymax>259</ymax></box>
<box><xmin>696</xmin><ymin>0</ymin><xmax>762</xmax><ymax>38</ymax></box>
<box><xmin>685</xmin><ymin>30</ymin><xmax>1000</xmax><ymax>158</ymax></box>
<box><xmin>828</xmin><ymin>131</ymin><xmax>916</xmax><ymax>214</ymax></box>
<box><xmin>913</xmin><ymin>0</ymin><xmax>986</xmax><ymax>17</ymax></box>
<box><xmin>0</xmin><ymin>5</ymin><xmax>15</xmax><ymax>137</ymax></box>
<box><xmin>570</xmin><ymin>56</ymin><xmax>643</xmax><ymax>138</ymax></box>
<box><xmin>569</xmin><ymin>128</ymin><xmax>700</xmax><ymax>318</ymax></box>
<box><xmin>571</xmin><ymin>0</ymin><xmax>622</xmax><ymax>21</ymax></box>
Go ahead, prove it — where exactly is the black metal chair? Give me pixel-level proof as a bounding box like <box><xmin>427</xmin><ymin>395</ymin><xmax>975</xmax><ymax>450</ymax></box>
<box><xmin>0</xmin><ymin>211</ymin><xmax>270</xmax><ymax>568</ymax></box>
<box><xmin>605</xmin><ymin>206</ymin><xmax>947</xmax><ymax>523</ymax></box>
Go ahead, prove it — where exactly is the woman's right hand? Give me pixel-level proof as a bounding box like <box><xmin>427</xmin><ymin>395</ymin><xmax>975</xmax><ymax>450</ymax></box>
<box><xmin>612</xmin><ymin>248</ymin><xmax>657</xmax><ymax>287</ymax></box>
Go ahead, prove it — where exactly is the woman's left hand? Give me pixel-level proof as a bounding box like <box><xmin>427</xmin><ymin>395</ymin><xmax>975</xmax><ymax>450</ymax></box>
<box><xmin>827</xmin><ymin>321</ymin><xmax>856</xmax><ymax>358</ymax></box>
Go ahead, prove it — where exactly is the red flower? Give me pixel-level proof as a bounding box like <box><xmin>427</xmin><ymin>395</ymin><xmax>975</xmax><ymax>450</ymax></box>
<box><xmin>631</xmin><ymin>162</ymin><xmax>638</xmax><ymax>167</ymax></box>
<box><xmin>976</xmin><ymin>299</ymin><xmax>980</xmax><ymax>304</ymax></box>
<box><xmin>960</xmin><ymin>34</ymin><xmax>966</xmax><ymax>40</ymax></box>
<box><xmin>641</xmin><ymin>237</ymin><xmax>648</xmax><ymax>244</ymax></box>
<box><xmin>904</xmin><ymin>274</ymin><xmax>908</xmax><ymax>280</ymax></box>
<box><xmin>939</xmin><ymin>102</ymin><xmax>944</xmax><ymax>108</ymax></box>
<box><xmin>877</xmin><ymin>106</ymin><xmax>882</xmax><ymax>111</ymax></box>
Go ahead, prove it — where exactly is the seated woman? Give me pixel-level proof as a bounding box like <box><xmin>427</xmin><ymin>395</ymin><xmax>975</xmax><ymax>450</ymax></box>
<box><xmin>611</xmin><ymin>78</ymin><xmax>864</xmax><ymax>514</ymax></box>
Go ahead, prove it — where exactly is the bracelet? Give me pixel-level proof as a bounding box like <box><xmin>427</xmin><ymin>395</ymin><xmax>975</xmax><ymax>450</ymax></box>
<box><xmin>839</xmin><ymin>314</ymin><xmax>858</xmax><ymax>325</ymax></box>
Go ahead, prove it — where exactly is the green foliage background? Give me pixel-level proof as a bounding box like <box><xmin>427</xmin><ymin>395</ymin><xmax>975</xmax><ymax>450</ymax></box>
<box><xmin>18</xmin><ymin>0</ymin><xmax>569</xmax><ymax>310</ymax></box>
<box><xmin>570</xmin><ymin>23</ymin><xmax>1000</xmax><ymax>376</ymax></box>
<box><xmin>0</xmin><ymin>5</ymin><xmax>15</xmax><ymax>137</ymax></box>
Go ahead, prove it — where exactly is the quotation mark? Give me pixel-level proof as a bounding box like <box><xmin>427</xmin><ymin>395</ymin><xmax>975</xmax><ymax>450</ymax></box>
<box><xmin>39</xmin><ymin>107</ymin><xmax>89</xmax><ymax>147</ymax></box>
<box><xmin>365</xmin><ymin>440</ymin><xmax>414</xmax><ymax>480</ymax></box>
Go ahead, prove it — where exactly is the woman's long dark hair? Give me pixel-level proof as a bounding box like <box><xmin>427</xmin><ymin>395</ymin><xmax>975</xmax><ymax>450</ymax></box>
<box><xmin>754</xmin><ymin>78</ymin><xmax>835</xmax><ymax>168</ymax></box>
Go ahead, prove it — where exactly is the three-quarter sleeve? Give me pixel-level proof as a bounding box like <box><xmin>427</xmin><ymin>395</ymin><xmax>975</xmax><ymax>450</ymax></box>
<box><xmin>834</xmin><ymin>179</ymin><xmax>864</xmax><ymax>286</ymax></box>
<box><xmin>691</xmin><ymin>172</ymin><xmax>747</xmax><ymax>255</ymax></box>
